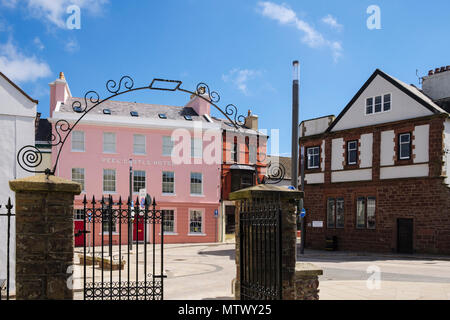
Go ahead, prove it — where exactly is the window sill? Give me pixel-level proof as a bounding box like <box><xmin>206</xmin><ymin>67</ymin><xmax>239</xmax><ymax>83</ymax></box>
<box><xmin>162</xmin><ymin>193</ymin><xmax>176</xmax><ymax>197</ymax></box>
<box><xmin>190</xmin><ymin>194</ymin><xmax>205</xmax><ymax>197</ymax></box>
<box><xmin>188</xmin><ymin>233</ymin><xmax>206</xmax><ymax>237</ymax></box>
<box><xmin>159</xmin><ymin>232</ymin><xmax>178</xmax><ymax>236</ymax></box>
<box><xmin>99</xmin><ymin>232</ymin><xmax>119</xmax><ymax>236</ymax></box>
<box><xmin>71</xmin><ymin>150</ymin><xmax>85</xmax><ymax>153</ymax></box>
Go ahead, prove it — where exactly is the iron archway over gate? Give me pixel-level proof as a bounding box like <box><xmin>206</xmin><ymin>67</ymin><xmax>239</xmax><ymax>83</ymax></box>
<box><xmin>14</xmin><ymin>75</ymin><xmax>286</xmax><ymax>301</ymax></box>
<box><xmin>18</xmin><ymin>76</ymin><xmax>249</xmax><ymax>175</ymax></box>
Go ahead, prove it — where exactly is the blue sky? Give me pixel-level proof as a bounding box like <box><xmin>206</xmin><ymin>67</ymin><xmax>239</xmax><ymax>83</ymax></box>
<box><xmin>1</xmin><ymin>0</ymin><xmax>449</xmax><ymax>156</ymax></box>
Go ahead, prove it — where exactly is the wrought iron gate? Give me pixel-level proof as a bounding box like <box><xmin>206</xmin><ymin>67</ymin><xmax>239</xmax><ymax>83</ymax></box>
<box><xmin>239</xmin><ymin>194</ymin><xmax>282</xmax><ymax>300</ymax></box>
<box><xmin>0</xmin><ymin>199</ymin><xmax>13</xmax><ymax>301</ymax></box>
<box><xmin>78</xmin><ymin>195</ymin><xmax>165</xmax><ymax>300</ymax></box>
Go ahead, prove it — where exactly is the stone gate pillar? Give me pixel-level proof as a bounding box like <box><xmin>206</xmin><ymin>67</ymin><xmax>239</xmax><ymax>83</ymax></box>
<box><xmin>231</xmin><ymin>184</ymin><xmax>306</xmax><ymax>300</ymax></box>
<box><xmin>9</xmin><ymin>175</ymin><xmax>81</xmax><ymax>300</ymax></box>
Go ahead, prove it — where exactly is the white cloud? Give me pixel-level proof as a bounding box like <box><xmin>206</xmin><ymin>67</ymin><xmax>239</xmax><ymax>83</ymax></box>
<box><xmin>258</xmin><ymin>2</ymin><xmax>343</xmax><ymax>61</ymax></box>
<box><xmin>0</xmin><ymin>0</ymin><xmax>18</xmax><ymax>8</ymax></box>
<box><xmin>0</xmin><ymin>39</ymin><xmax>51</xmax><ymax>83</ymax></box>
<box><xmin>64</xmin><ymin>38</ymin><xmax>79</xmax><ymax>52</ymax></box>
<box><xmin>322</xmin><ymin>14</ymin><xmax>343</xmax><ymax>31</ymax></box>
<box><xmin>33</xmin><ymin>37</ymin><xmax>44</xmax><ymax>50</ymax></box>
<box><xmin>222</xmin><ymin>68</ymin><xmax>262</xmax><ymax>95</ymax></box>
<box><xmin>1</xmin><ymin>0</ymin><xmax>109</xmax><ymax>28</ymax></box>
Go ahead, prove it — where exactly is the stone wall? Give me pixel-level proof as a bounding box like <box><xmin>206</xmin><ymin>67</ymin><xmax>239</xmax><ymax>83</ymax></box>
<box><xmin>9</xmin><ymin>175</ymin><xmax>81</xmax><ymax>300</ymax></box>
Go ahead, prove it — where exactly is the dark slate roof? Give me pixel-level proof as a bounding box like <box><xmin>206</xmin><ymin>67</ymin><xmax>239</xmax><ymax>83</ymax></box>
<box><xmin>59</xmin><ymin>97</ymin><xmax>210</xmax><ymax>123</ymax></box>
<box><xmin>35</xmin><ymin>118</ymin><xmax>52</xmax><ymax>142</ymax></box>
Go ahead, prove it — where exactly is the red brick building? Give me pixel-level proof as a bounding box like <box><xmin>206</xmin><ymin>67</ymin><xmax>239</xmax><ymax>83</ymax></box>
<box><xmin>299</xmin><ymin>68</ymin><xmax>450</xmax><ymax>254</ymax></box>
<box><xmin>217</xmin><ymin>111</ymin><xmax>268</xmax><ymax>242</ymax></box>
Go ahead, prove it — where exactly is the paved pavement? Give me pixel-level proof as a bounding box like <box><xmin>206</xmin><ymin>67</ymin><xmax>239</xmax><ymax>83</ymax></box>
<box><xmin>72</xmin><ymin>243</ymin><xmax>450</xmax><ymax>300</ymax></box>
<box><xmin>73</xmin><ymin>243</ymin><xmax>236</xmax><ymax>300</ymax></box>
<box><xmin>297</xmin><ymin>249</ymin><xmax>450</xmax><ymax>300</ymax></box>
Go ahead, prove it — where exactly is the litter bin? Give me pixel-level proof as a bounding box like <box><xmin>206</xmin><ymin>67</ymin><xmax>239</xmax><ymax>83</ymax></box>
<box><xmin>325</xmin><ymin>236</ymin><xmax>338</xmax><ymax>251</ymax></box>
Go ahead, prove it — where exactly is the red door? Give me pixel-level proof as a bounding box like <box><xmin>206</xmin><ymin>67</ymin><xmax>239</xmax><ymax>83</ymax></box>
<box><xmin>74</xmin><ymin>220</ymin><xmax>84</xmax><ymax>247</ymax></box>
<box><xmin>133</xmin><ymin>220</ymin><xmax>145</xmax><ymax>242</ymax></box>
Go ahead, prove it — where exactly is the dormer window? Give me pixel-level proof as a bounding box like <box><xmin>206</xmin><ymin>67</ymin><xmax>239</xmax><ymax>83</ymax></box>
<box><xmin>158</xmin><ymin>113</ymin><xmax>167</xmax><ymax>119</ymax></box>
<box><xmin>103</xmin><ymin>109</ymin><xmax>111</xmax><ymax>115</ymax></box>
<box><xmin>366</xmin><ymin>94</ymin><xmax>391</xmax><ymax>115</ymax></box>
<box><xmin>130</xmin><ymin>111</ymin><xmax>139</xmax><ymax>117</ymax></box>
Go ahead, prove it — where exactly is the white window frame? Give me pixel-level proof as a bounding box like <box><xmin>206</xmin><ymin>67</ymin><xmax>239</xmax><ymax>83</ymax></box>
<box><xmin>365</xmin><ymin>93</ymin><xmax>392</xmax><ymax>115</ymax></box>
<box><xmin>190</xmin><ymin>172</ymin><xmax>203</xmax><ymax>196</ymax></box>
<box><xmin>103</xmin><ymin>132</ymin><xmax>116</xmax><ymax>154</ymax></box>
<box><xmin>347</xmin><ymin>141</ymin><xmax>358</xmax><ymax>165</ymax></box>
<box><xmin>133</xmin><ymin>170</ymin><xmax>146</xmax><ymax>194</ymax></box>
<box><xmin>399</xmin><ymin>133</ymin><xmax>411</xmax><ymax>160</ymax></box>
<box><xmin>191</xmin><ymin>138</ymin><xmax>203</xmax><ymax>159</ymax></box>
<box><xmin>162</xmin><ymin>171</ymin><xmax>175</xmax><ymax>195</ymax></box>
<box><xmin>71</xmin><ymin>131</ymin><xmax>85</xmax><ymax>152</ymax></box>
<box><xmin>306</xmin><ymin>146</ymin><xmax>320</xmax><ymax>169</ymax></box>
<box><xmin>103</xmin><ymin>169</ymin><xmax>116</xmax><ymax>193</ymax></box>
<box><xmin>162</xmin><ymin>136</ymin><xmax>174</xmax><ymax>157</ymax></box>
<box><xmin>161</xmin><ymin>209</ymin><xmax>177</xmax><ymax>235</ymax></box>
<box><xmin>71</xmin><ymin>168</ymin><xmax>85</xmax><ymax>192</ymax></box>
<box><xmin>230</xmin><ymin>141</ymin><xmax>238</xmax><ymax>163</ymax></box>
<box><xmin>133</xmin><ymin>134</ymin><xmax>146</xmax><ymax>155</ymax></box>
<box><xmin>188</xmin><ymin>209</ymin><xmax>204</xmax><ymax>235</ymax></box>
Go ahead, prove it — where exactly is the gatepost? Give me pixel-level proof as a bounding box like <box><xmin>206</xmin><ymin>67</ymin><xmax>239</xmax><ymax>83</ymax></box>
<box><xmin>9</xmin><ymin>175</ymin><xmax>81</xmax><ymax>300</ymax></box>
<box><xmin>230</xmin><ymin>184</ymin><xmax>322</xmax><ymax>300</ymax></box>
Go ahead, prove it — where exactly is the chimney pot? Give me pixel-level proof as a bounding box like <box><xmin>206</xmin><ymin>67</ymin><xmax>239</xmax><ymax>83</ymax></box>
<box><xmin>59</xmin><ymin>72</ymin><xmax>65</xmax><ymax>80</ymax></box>
<box><xmin>435</xmin><ymin>68</ymin><xmax>441</xmax><ymax>73</ymax></box>
<box><xmin>441</xmin><ymin>67</ymin><xmax>446</xmax><ymax>73</ymax></box>
<box><xmin>447</xmin><ymin>66</ymin><xmax>450</xmax><ymax>71</ymax></box>
<box><xmin>428</xmin><ymin>70</ymin><xmax>434</xmax><ymax>76</ymax></box>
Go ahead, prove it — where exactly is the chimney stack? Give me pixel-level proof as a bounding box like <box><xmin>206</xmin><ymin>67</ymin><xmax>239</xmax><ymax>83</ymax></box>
<box><xmin>49</xmin><ymin>72</ymin><xmax>71</xmax><ymax>117</ymax></box>
<box><xmin>422</xmin><ymin>65</ymin><xmax>450</xmax><ymax>112</ymax></box>
<box><xmin>244</xmin><ymin>109</ymin><xmax>259</xmax><ymax>130</ymax></box>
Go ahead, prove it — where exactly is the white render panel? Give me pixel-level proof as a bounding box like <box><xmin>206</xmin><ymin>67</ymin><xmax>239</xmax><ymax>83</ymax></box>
<box><xmin>300</xmin><ymin>116</ymin><xmax>334</xmax><ymax>137</ymax></box>
<box><xmin>360</xmin><ymin>133</ymin><xmax>373</xmax><ymax>168</ymax></box>
<box><xmin>331</xmin><ymin>138</ymin><xmax>344</xmax><ymax>171</ymax></box>
<box><xmin>413</xmin><ymin>124</ymin><xmax>429</xmax><ymax>163</ymax></box>
<box><xmin>380</xmin><ymin>164</ymin><xmax>429</xmax><ymax>179</ymax></box>
<box><xmin>331</xmin><ymin>169</ymin><xmax>372</xmax><ymax>183</ymax></box>
<box><xmin>331</xmin><ymin>74</ymin><xmax>434</xmax><ymax>132</ymax></box>
<box><xmin>380</xmin><ymin>130</ymin><xmax>395</xmax><ymax>166</ymax></box>
<box><xmin>305</xmin><ymin>173</ymin><xmax>324</xmax><ymax>184</ymax></box>
<box><xmin>321</xmin><ymin>140</ymin><xmax>325</xmax><ymax>172</ymax></box>
<box><xmin>0</xmin><ymin>76</ymin><xmax>36</xmax><ymax>117</ymax></box>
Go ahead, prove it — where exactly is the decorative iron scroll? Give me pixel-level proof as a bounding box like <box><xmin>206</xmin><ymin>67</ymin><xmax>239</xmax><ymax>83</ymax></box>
<box><xmin>264</xmin><ymin>161</ymin><xmax>286</xmax><ymax>185</ymax></box>
<box><xmin>17</xmin><ymin>76</ymin><xmax>247</xmax><ymax>175</ymax></box>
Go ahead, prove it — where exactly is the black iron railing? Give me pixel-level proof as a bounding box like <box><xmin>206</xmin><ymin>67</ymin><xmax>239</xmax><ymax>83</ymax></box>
<box><xmin>0</xmin><ymin>198</ymin><xmax>14</xmax><ymax>301</ymax></box>
<box><xmin>78</xmin><ymin>195</ymin><xmax>165</xmax><ymax>300</ymax></box>
<box><xmin>239</xmin><ymin>194</ymin><xmax>282</xmax><ymax>300</ymax></box>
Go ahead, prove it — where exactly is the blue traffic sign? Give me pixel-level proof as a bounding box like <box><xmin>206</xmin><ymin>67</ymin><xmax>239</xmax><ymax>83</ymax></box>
<box><xmin>300</xmin><ymin>208</ymin><xmax>306</xmax><ymax>218</ymax></box>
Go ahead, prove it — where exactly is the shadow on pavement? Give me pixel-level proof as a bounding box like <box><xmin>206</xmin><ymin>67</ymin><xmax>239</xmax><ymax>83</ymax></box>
<box><xmin>199</xmin><ymin>249</ymin><xmax>235</xmax><ymax>260</ymax></box>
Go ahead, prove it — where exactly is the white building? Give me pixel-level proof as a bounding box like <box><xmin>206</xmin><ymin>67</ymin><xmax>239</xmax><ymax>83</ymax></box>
<box><xmin>0</xmin><ymin>71</ymin><xmax>38</xmax><ymax>294</ymax></box>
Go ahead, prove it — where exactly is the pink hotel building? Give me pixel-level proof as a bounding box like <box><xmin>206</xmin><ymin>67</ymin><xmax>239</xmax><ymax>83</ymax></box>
<box><xmin>49</xmin><ymin>73</ymin><xmax>229</xmax><ymax>245</ymax></box>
